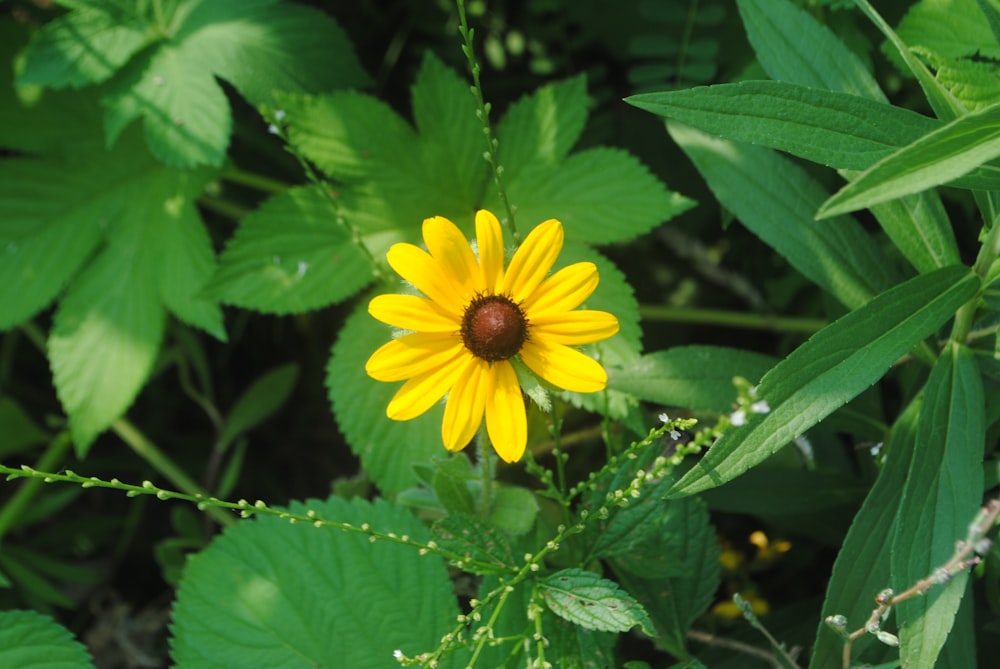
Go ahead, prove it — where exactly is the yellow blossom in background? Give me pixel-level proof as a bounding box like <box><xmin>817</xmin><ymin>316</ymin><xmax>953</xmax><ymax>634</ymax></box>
<box><xmin>365</xmin><ymin>210</ymin><xmax>619</xmax><ymax>462</ymax></box>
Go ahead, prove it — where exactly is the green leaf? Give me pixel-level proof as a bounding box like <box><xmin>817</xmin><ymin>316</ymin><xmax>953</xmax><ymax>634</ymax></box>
<box><xmin>897</xmin><ymin>0</ymin><xmax>1000</xmax><ymax>61</ymax></box>
<box><xmin>431</xmin><ymin>513</ymin><xmax>515</xmax><ymax>575</ymax></box>
<box><xmin>667</xmin><ymin>122</ymin><xmax>896</xmax><ymax>309</ymax></box>
<box><xmin>539</xmin><ymin>568</ymin><xmax>656</xmax><ymax>637</ymax></box>
<box><xmin>808</xmin><ymin>397</ymin><xmax>920</xmax><ymax>669</ymax></box>
<box><xmin>169</xmin><ymin>496</ymin><xmax>463</xmax><ymax>669</ymax></box>
<box><xmin>819</xmin><ymin>102</ymin><xmax>1000</xmax><ymax>218</ymax></box>
<box><xmin>217</xmin><ymin>363</ymin><xmax>299</xmax><ymax>452</ymax></box>
<box><xmin>17</xmin><ymin>4</ymin><xmax>153</xmax><ymax>88</ymax></box>
<box><xmin>209</xmin><ymin>186</ymin><xmax>376</xmax><ymax>314</ymax></box>
<box><xmin>629</xmin><ymin>81</ymin><xmax>930</xmax><ymax>170</ymax></box>
<box><xmin>496</xmin><ymin>74</ymin><xmax>590</xmax><ymax>180</ymax></box>
<box><xmin>0</xmin><ymin>609</ymin><xmax>94</xmax><ymax>669</ymax></box>
<box><xmin>544</xmin><ymin>612</ymin><xmax>618</xmax><ymax>669</ymax></box>
<box><xmin>669</xmin><ymin>266</ymin><xmax>980</xmax><ymax>498</ymax></box>
<box><xmin>495</xmin><ymin>146</ymin><xmax>695</xmax><ymax>245</ymax></box>
<box><xmin>21</xmin><ymin>1</ymin><xmax>369</xmax><ymax>167</ymax></box>
<box><xmin>488</xmin><ymin>485</ymin><xmax>539</xmax><ymax>536</ymax></box>
<box><xmin>327</xmin><ymin>300</ymin><xmax>447</xmax><ymax>494</ymax></box>
<box><xmin>977</xmin><ymin>0</ymin><xmax>1000</xmax><ymax>50</ymax></box>
<box><xmin>48</xmin><ymin>231</ymin><xmax>165</xmax><ymax>454</ymax></box>
<box><xmin>737</xmin><ymin>0</ymin><xmax>886</xmax><ymax>101</ymax></box>
<box><xmin>609</xmin><ymin>346</ymin><xmax>776</xmax><ymax>413</ymax></box>
<box><xmin>893</xmin><ymin>343</ymin><xmax>984</xmax><ymax>668</ymax></box>
<box><xmin>613</xmin><ymin>497</ymin><xmax>721</xmax><ymax>658</ymax></box>
<box><xmin>431</xmin><ymin>455</ymin><xmax>477</xmax><ymax>516</ymax></box>
<box><xmin>866</xmin><ymin>194</ymin><xmax>961</xmax><ymax>274</ymax></box>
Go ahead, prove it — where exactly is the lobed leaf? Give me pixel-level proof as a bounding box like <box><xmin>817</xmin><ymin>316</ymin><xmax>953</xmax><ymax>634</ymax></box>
<box><xmin>668</xmin><ymin>266</ymin><xmax>980</xmax><ymax>498</ymax></box>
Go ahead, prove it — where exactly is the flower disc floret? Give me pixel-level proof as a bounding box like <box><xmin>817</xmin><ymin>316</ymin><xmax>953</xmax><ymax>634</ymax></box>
<box><xmin>365</xmin><ymin>210</ymin><xmax>619</xmax><ymax>462</ymax></box>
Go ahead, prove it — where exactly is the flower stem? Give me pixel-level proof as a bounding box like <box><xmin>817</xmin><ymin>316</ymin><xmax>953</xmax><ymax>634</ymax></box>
<box><xmin>476</xmin><ymin>426</ymin><xmax>495</xmax><ymax>518</ymax></box>
<box><xmin>455</xmin><ymin>0</ymin><xmax>518</xmax><ymax>241</ymax></box>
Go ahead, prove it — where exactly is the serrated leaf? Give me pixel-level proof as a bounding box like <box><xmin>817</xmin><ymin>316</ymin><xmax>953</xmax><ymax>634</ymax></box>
<box><xmin>48</xmin><ymin>222</ymin><xmax>165</xmax><ymax>454</ymax></box>
<box><xmin>431</xmin><ymin>513</ymin><xmax>515</xmax><ymax>575</ymax></box>
<box><xmin>669</xmin><ymin>266</ymin><xmax>980</xmax><ymax>498</ymax></box>
<box><xmin>496</xmin><ymin>74</ymin><xmax>590</xmax><ymax>180</ymax></box>
<box><xmin>613</xmin><ymin>497</ymin><xmax>721</xmax><ymax>657</ymax></box>
<box><xmin>539</xmin><ymin>568</ymin><xmax>656</xmax><ymax>637</ymax></box>
<box><xmin>896</xmin><ymin>0</ymin><xmax>1000</xmax><ymax>61</ymax></box>
<box><xmin>0</xmin><ymin>609</ymin><xmax>94</xmax><ymax>669</ymax></box>
<box><xmin>169</xmin><ymin>496</ymin><xmax>463</xmax><ymax>669</ymax></box>
<box><xmin>819</xmin><ymin>102</ymin><xmax>1000</xmax><ymax>218</ymax></box>
<box><xmin>431</xmin><ymin>455</ymin><xmax>477</xmax><ymax>516</ymax></box>
<box><xmin>893</xmin><ymin>344</ymin><xmax>983</xmax><ymax>668</ymax></box>
<box><xmin>737</xmin><ymin>0</ymin><xmax>886</xmax><ymax>101</ymax></box>
<box><xmin>545</xmin><ymin>612</ymin><xmax>618</xmax><ymax>669</ymax></box>
<box><xmin>609</xmin><ymin>346</ymin><xmax>776</xmax><ymax>413</ymax></box>
<box><xmin>667</xmin><ymin>122</ymin><xmax>897</xmax><ymax>309</ymax></box>
<box><xmin>327</xmin><ymin>300</ymin><xmax>447</xmax><ymax>494</ymax></box>
<box><xmin>18</xmin><ymin>4</ymin><xmax>152</xmax><ymax>88</ymax></box>
<box><xmin>495</xmin><ymin>147</ymin><xmax>695</xmax><ymax>245</ymax></box>
<box><xmin>218</xmin><ymin>363</ymin><xmax>299</xmax><ymax>451</ymax></box>
<box><xmin>209</xmin><ymin>186</ymin><xmax>375</xmax><ymax>314</ymax></box>
<box><xmin>21</xmin><ymin>0</ymin><xmax>369</xmax><ymax>167</ymax></box>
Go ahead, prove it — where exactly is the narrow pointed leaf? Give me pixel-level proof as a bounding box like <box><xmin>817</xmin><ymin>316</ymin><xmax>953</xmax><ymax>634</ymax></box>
<box><xmin>819</xmin><ymin>102</ymin><xmax>1000</xmax><ymax>218</ymax></box>
<box><xmin>893</xmin><ymin>344</ymin><xmax>984</xmax><ymax>668</ymax></box>
<box><xmin>668</xmin><ymin>266</ymin><xmax>979</xmax><ymax>498</ymax></box>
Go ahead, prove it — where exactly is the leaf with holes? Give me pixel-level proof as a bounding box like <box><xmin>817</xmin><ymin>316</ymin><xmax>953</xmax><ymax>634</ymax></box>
<box><xmin>431</xmin><ymin>514</ymin><xmax>515</xmax><ymax>575</ymax></box>
<box><xmin>539</xmin><ymin>568</ymin><xmax>656</xmax><ymax>637</ymax></box>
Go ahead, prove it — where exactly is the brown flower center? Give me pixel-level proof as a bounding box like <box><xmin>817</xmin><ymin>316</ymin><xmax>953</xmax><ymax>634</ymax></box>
<box><xmin>460</xmin><ymin>294</ymin><xmax>528</xmax><ymax>362</ymax></box>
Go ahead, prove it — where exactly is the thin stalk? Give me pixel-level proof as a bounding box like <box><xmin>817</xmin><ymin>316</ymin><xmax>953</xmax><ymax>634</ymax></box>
<box><xmin>219</xmin><ymin>164</ymin><xmax>291</xmax><ymax>195</ymax></box>
<box><xmin>455</xmin><ymin>0</ymin><xmax>518</xmax><ymax>241</ymax></box>
<box><xmin>0</xmin><ymin>432</ymin><xmax>73</xmax><ymax>542</ymax></box>
<box><xmin>476</xmin><ymin>426</ymin><xmax>495</xmax><ymax>518</ymax></box>
<box><xmin>112</xmin><ymin>418</ymin><xmax>235</xmax><ymax>527</ymax></box>
<box><xmin>951</xmin><ymin>213</ymin><xmax>1000</xmax><ymax>343</ymax></box>
<box><xmin>638</xmin><ymin>305</ymin><xmax>827</xmax><ymax>334</ymax></box>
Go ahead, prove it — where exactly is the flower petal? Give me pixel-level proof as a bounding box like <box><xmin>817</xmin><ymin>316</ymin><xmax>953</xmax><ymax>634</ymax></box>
<box><xmin>502</xmin><ymin>219</ymin><xmax>563</xmax><ymax>303</ymax></box>
<box><xmin>476</xmin><ymin>210</ymin><xmax>505</xmax><ymax>294</ymax></box>
<box><xmin>385</xmin><ymin>352</ymin><xmax>468</xmax><ymax>420</ymax></box>
<box><xmin>365</xmin><ymin>332</ymin><xmax>464</xmax><ymax>382</ymax></box>
<box><xmin>422</xmin><ymin>216</ymin><xmax>483</xmax><ymax>296</ymax></box>
<box><xmin>519</xmin><ymin>339</ymin><xmax>608</xmax><ymax>393</ymax></box>
<box><xmin>485</xmin><ymin>361</ymin><xmax>527</xmax><ymax>462</ymax></box>
<box><xmin>529</xmin><ymin>310</ymin><xmax>619</xmax><ymax>345</ymax></box>
<box><xmin>386</xmin><ymin>242</ymin><xmax>466</xmax><ymax>317</ymax></box>
<box><xmin>368</xmin><ymin>294</ymin><xmax>461</xmax><ymax>332</ymax></box>
<box><xmin>521</xmin><ymin>262</ymin><xmax>599</xmax><ymax>318</ymax></box>
<box><xmin>441</xmin><ymin>357</ymin><xmax>489</xmax><ymax>451</ymax></box>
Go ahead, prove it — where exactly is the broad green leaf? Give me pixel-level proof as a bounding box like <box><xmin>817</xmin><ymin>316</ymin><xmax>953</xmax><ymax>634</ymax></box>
<box><xmin>17</xmin><ymin>4</ymin><xmax>153</xmax><ymax>88</ymax></box>
<box><xmin>738</xmin><ymin>0</ymin><xmax>886</xmax><ymax>101</ymax></box>
<box><xmin>613</xmin><ymin>497</ymin><xmax>720</xmax><ymax>659</ymax></box>
<box><xmin>21</xmin><ymin>0</ymin><xmax>369</xmax><ymax>167</ymax></box>
<box><xmin>809</xmin><ymin>398</ymin><xmax>921</xmax><ymax>669</ymax></box>
<box><xmin>327</xmin><ymin>300</ymin><xmax>447</xmax><ymax>495</ymax></box>
<box><xmin>217</xmin><ymin>364</ymin><xmax>299</xmax><ymax>452</ymax></box>
<box><xmin>893</xmin><ymin>344</ymin><xmax>983</xmax><ymax>668</ymax></box>
<box><xmin>0</xmin><ymin>609</ymin><xmax>94</xmax><ymax>669</ymax></box>
<box><xmin>925</xmin><ymin>51</ymin><xmax>1000</xmax><ymax>112</ymax></box>
<box><xmin>412</xmin><ymin>52</ymin><xmax>491</xmax><ymax>212</ymax></box>
<box><xmin>494</xmin><ymin>147</ymin><xmax>695</xmax><ymax>245</ymax></box>
<box><xmin>0</xmin><ymin>398</ymin><xmax>49</xmax><ymax>459</ymax></box>
<box><xmin>169</xmin><ymin>496</ymin><xmax>463</xmax><ymax>669</ymax></box>
<box><xmin>431</xmin><ymin>455</ymin><xmax>477</xmax><ymax>517</ymax></box>
<box><xmin>896</xmin><ymin>0</ymin><xmax>1000</xmax><ymax>61</ymax></box>
<box><xmin>545</xmin><ymin>612</ymin><xmax>617</xmax><ymax>669</ymax></box>
<box><xmin>629</xmin><ymin>81</ymin><xmax>936</xmax><ymax>171</ymax></box>
<box><xmin>978</xmin><ymin>0</ymin><xmax>1000</xmax><ymax>49</ymax></box>
<box><xmin>819</xmin><ymin>102</ymin><xmax>1000</xmax><ymax>218</ymax></box>
<box><xmin>669</xmin><ymin>266</ymin><xmax>980</xmax><ymax>498</ymax></box>
<box><xmin>431</xmin><ymin>513</ymin><xmax>515</xmax><ymax>575</ymax></box>
<box><xmin>937</xmin><ymin>594</ymin><xmax>978</xmax><ymax>668</ymax></box>
<box><xmin>667</xmin><ymin>123</ymin><xmax>895</xmax><ymax>309</ymax></box>
<box><xmin>48</xmin><ymin>219</ymin><xmax>165</xmax><ymax>454</ymax></box>
<box><xmin>539</xmin><ymin>568</ymin><xmax>655</xmax><ymax>636</ymax></box>
<box><xmin>609</xmin><ymin>345</ymin><xmax>776</xmax><ymax>413</ymax></box>
<box><xmin>487</xmin><ymin>485</ymin><xmax>539</xmax><ymax>536</ymax></box>
<box><xmin>496</xmin><ymin>74</ymin><xmax>590</xmax><ymax>180</ymax></box>
<box><xmin>209</xmin><ymin>186</ymin><xmax>376</xmax><ymax>314</ymax></box>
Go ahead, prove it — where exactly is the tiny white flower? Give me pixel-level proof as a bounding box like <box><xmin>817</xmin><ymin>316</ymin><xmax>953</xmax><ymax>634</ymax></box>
<box><xmin>658</xmin><ymin>412</ymin><xmax>670</xmax><ymax>423</ymax></box>
<box><xmin>730</xmin><ymin>409</ymin><xmax>746</xmax><ymax>427</ymax></box>
<box><xmin>670</xmin><ymin>429</ymin><xmax>681</xmax><ymax>440</ymax></box>
<box><xmin>274</xmin><ymin>109</ymin><xmax>286</xmax><ymax>121</ymax></box>
<box><xmin>267</xmin><ymin>123</ymin><xmax>280</xmax><ymax>135</ymax></box>
<box><xmin>751</xmin><ymin>400</ymin><xmax>770</xmax><ymax>414</ymax></box>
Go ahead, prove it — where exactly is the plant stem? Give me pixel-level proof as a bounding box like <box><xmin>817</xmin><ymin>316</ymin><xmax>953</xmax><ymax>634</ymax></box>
<box><xmin>455</xmin><ymin>0</ymin><xmax>518</xmax><ymax>241</ymax></box>
<box><xmin>638</xmin><ymin>305</ymin><xmax>827</xmax><ymax>333</ymax></box>
<box><xmin>0</xmin><ymin>432</ymin><xmax>73</xmax><ymax>542</ymax></box>
<box><xmin>219</xmin><ymin>164</ymin><xmax>291</xmax><ymax>194</ymax></box>
<box><xmin>112</xmin><ymin>418</ymin><xmax>235</xmax><ymax>527</ymax></box>
<box><xmin>476</xmin><ymin>427</ymin><xmax>495</xmax><ymax>518</ymax></box>
<box><xmin>951</xmin><ymin>212</ymin><xmax>1000</xmax><ymax>343</ymax></box>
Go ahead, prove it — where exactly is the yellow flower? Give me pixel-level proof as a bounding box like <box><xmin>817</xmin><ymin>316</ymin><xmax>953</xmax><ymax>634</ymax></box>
<box><xmin>365</xmin><ymin>210</ymin><xmax>620</xmax><ymax>462</ymax></box>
